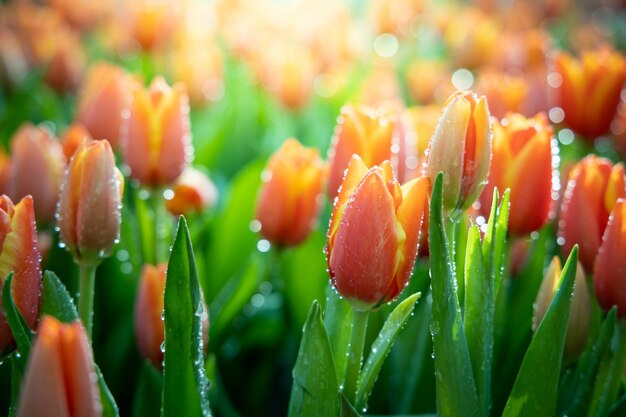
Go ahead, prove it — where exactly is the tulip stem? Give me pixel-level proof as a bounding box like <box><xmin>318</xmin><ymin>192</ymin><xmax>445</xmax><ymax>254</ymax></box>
<box><xmin>343</xmin><ymin>308</ymin><xmax>369</xmax><ymax>406</ymax></box>
<box><xmin>152</xmin><ymin>188</ymin><xmax>166</xmax><ymax>263</ymax></box>
<box><xmin>78</xmin><ymin>264</ymin><xmax>97</xmax><ymax>341</ymax></box>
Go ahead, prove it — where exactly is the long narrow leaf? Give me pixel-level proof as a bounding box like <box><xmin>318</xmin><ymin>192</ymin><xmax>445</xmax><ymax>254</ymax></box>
<box><xmin>1</xmin><ymin>274</ymin><xmax>32</xmax><ymax>359</ymax></box>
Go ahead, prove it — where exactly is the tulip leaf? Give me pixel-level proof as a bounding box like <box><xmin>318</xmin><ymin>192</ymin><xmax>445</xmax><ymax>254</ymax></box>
<box><xmin>95</xmin><ymin>364</ymin><xmax>121</xmax><ymax>417</ymax></box>
<box><xmin>355</xmin><ymin>292</ymin><xmax>421</xmax><ymax>411</ymax></box>
<box><xmin>132</xmin><ymin>363</ymin><xmax>163</xmax><ymax>417</ymax></box>
<box><xmin>502</xmin><ymin>246</ymin><xmax>579</xmax><ymax>417</ymax></box>
<box><xmin>1</xmin><ymin>274</ymin><xmax>32</xmax><ymax>360</ymax></box>
<box><xmin>428</xmin><ymin>173</ymin><xmax>480</xmax><ymax>417</ymax></box>
<box><xmin>163</xmin><ymin>217</ymin><xmax>212</xmax><ymax>417</ymax></box>
<box><xmin>482</xmin><ymin>188</ymin><xmax>510</xmax><ymax>300</ymax></box>
<box><xmin>288</xmin><ymin>300</ymin><xmax>340</xmax><ymax>417</ymax></box>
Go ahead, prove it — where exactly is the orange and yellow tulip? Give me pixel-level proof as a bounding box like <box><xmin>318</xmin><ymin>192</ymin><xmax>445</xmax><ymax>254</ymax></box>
<box><xmin>57</xmin><ymin>140</ymin><xmax>123</xmax><ymax>266</ymax></box>
<box><xmin>558</xmin><ymin>155</ymin><xmax>625</xmax><ymax>272</ymax></box>
<box><xmin>7</xmin><ymin>123</ymin><xmax>65</xmax><ymax>223</ymax></box>
<box><xmin>594</xmin><ymin>199</ymin><xmax>626</xmax><ymax>317</ymax></box>
<box><xmin>425</xmin><ymin>91</ymin><xmax>491</xmax><ymax>219</ymax></box>
<box><xmin>61</xmin><ymin>123</ymin><xmax>93</xmax><ymax>160</ymax></box>
<box><xmin>255</xmin><ymin>139</ymin><xmax>324</xmax><ymax>247</ymax></box>
<box><xmin>555</xmin><ymin>48</ymin><xmax>626</xmax><ymax>139</ymax></box>
<box><xmin>165</xmin><ymin>167</ymin><xmax>218</xmax><ymax>216</ymax></box>
<box><xmin>479</xmin><ymin>112</ymin><xmax>554</xmax><ymax>235</ymax></box>
<box><xmin>474</xmin><ymin>71</ymin><xmax>529</xmax><ymax>120</ymax></box>
<box><xmin>326</xmin><ymin>155</ymin><xmax>429</xmax><ymax>310</ymax></box>
<box><xmin>122</xmin><ymin>77</ymin><xmax>192</xmax><ymax>187</ymax></box>
<box><xmin>16</xmin><ymin>316</ymin><xmax>102</xmax><ymax>417</ymax></box>
<box><xmin>327</xmin><ymin>105</ymin><xmax>394</xmax><ymax>198</ymax></box>
<box><xmin>0</xmin><ymin>195</ymin><xmax>42</xmax><ymax>353</ymax></box>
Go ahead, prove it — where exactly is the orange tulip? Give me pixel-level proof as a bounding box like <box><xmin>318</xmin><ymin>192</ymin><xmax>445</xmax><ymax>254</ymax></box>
<box><xmin>558</xmin><ymin>155</ymin><xmax>625</xmax><ymax>272</ymax></box>
<box><xmin>76</xmin><ymin>63</ymin><xmax>136</xmax><ymax>149</ymax></box>
<box><xmin>0</xmin><ymin>195</ymin><xmax>42</xmax><ymax>352</ymax></box>
<box><xmin>474</xmin><ymin>71</ymin><xmax>528</xmax><ymax>119</ymax></box>
<box><xmin>255</xmin><ymin>139</ymin><xmax>324</xmax><ymax>247</ymax></box>
<box><xmin>425</xmin><ymin>91</ymin><xmax>491</xmax><ymax>219</ymax></box>
<box><xmin>122</xmin><ymin>77</ymin><xmax>192</xmax><ymax>187</ymax></box>
<box><xmin>61</xmin><ymin>123</ymin><xmax>93</xmax><ymax>160</ymax></box>
<box><xmin>16</xmin><ymin>316</ymin><xmax>102</xmax><ymax>417</ymax></box>
<box><xmin>326</xmin><ymin>155</ymin><xmax>429</xmax><ymax>310</ymax></box>
<box><xmin>327</xmin><ymin>105</ymin><xmax>394</xmax><ymax>199</ymax></box>
<box><xmin>43</xmin><ymin>27</ymin><xmax>85</xmax><ymax>93</ymax></box>
<box><xmin>594</xmin><ymin>199</ymin><xmax>626</xmax><ymax>317</ymax></box>
<box><xmin>135</xmin><ymin>263</ymin><xmax>209</xmax><ymax>370</ymax></box>
<box><xmin>165</xmin><ymin>167</ymin><xmax>218</xmax><ymax>216</ymax></box>
<box><xmin>444</xmin><ymin>9</ymin><xmax>498</xmax><ymax>69</ymax></box>
<box><xmin>57</xmin><ymin>140</ymin><xmax>123</xmax><ymax>266</ymax></box>
<box><xmin>478</xmin><ymin>112</ymin><xmax>554</xmax><ymax>235</ymax></box>
<box><xmin>127</xmin><ymin>0</ymin><xmax>175</xmax><ymax>52</ymax></box>
<box><xmin>7</xmin><ymin>123</ymin><xmax>65</xmax><ymax>223</ymax></box>
<box><xmin>554</xmin><ymin>48</ymin><xmax>626</xmax><ymax>139</ymax></box>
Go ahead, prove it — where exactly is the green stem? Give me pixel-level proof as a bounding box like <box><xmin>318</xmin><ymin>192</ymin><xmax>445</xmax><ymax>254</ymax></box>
<box><xmin>594</xmin><ymin>321</ymin><xmax>626</xmax><ymax>417</ymax></box>
<box><xmin>152</xmin><ymin>188</ymin><xmax>166</xmax><ymax>263</ymax></box>
<box><xmin>343</xmin><ymin>308</ymin><xmax>369</xmax><ymax>406</ymax></box>
<box><xmin>78</xmin><ymin>264</ymin><xmax>97</xmax><ymax>341</ymax></box>
<box><xmin>446</xmin><ymin>218</ymin><xmax>462</xmax><ymax>307</ymax></box>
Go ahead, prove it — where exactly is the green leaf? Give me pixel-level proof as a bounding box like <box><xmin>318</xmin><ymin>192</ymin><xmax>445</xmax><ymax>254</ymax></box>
<box><xmin>162</xmin><ymin>217</ymin><xmax>212</xmax><ymax>417</ymax></box>
<box><xmin>463</xmin><ymin>225</ymin><xmax>491</xmax><ymax>417</ymax></box>
<box><xmin>502</xmin><ymin>246</ymin><xmax>579</xmax><ymax>417</ymax></box>
<box><xmin>132</xmin><ymin>363</ymin><xmax>163</xmax><ymax>417</ymax></box>
<box><xmin>96</xmin><ymin>364</ymin><xmax>120</xmax><ymax>417</ymax></box>
<box><xmin>355</xmin><ymin>292</ymin><xmax>421</xmax><ymax>411</ymax></box>
<box><xmin>41</xmin><ymin>271</ymin><xmax>79</xmax><ymax>323</ymax></box>
<box><xmin>340</xmin><ymin>393</ymin><xmax>361</xmax><ymax>417</ymax></box>
<box><xmin>428</xmin><ymin>173</ymin><xmax>480</xmax><ymax>417</ymax></box>
<box><xmin>482</xmin><ymin>188</ymin><xmax>510</xmax><ymax>300</ymax></box>
<box><xmin>288</xmin><ymin>300</ymin><xmax>340</xmax><ymax>417</ymax></box>
<box><xmin>2</xmin><ymin>274</ymin><xmax>32</xmax><ymax>360</ymax></box>
<box><xmin>324</xmin><ymin>283</ymin><xmax>352</xmax><ymax>385</ymax></box>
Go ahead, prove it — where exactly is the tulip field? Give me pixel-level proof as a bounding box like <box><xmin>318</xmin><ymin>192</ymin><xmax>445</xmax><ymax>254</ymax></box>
<box><xmin>3</xmin><ymin>0</ymin><xmax>626</xmax><ymax>416</ymax></box>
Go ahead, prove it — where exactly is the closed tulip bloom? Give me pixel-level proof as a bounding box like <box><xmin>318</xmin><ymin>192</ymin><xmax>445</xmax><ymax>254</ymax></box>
<box><xmin>558</xmin><ymin>155</ymin><xmax>625</xmax><ymax>272</ymax></box>
<box><xmin>594</xmin><ymin>200</ymin><xmax>626</xmax><ymax>317</ymax></box>
<box><xmin>555</xmin><ymin>48</ymin><xmax>626</xmax><ymax>139</ymax></box>
<box><xmin>425</xmin><ymin>91</ymin><xmax>491</xmax><ymax>220</ymax></box>
<box><xmin>479</xmin><ymin>113</ymin><xmax>554</xmax><ymax>235</ymax></box>
<box><xmin>0</xmin><ymin>195</ymin><xmax>42</xmax><ymax>352</ymax></box>
<box><xmin>61</xmin><ymin>124</ymin><xmax>93</xmax><ymax>160</ymax></box>
<box><xmin>135</xmin><ymin>264</ymin><xmax>209</xmax><ymax>370</ymax></box>
<box><xmin>16</xmin><ymin>316</ymin><xmax>102</xmax><ymax>417</ymax></box>
<box><xmin>76</xmin><ymin>63</ymin><xmax>135</xmax><ymax>149</ymax></box>
<box><xmin>255</xmin><ymin>139</ymin><xmax>324</xmax><ymax>247</ymax></box>
<box><xmin>165</xmin><ymin>167</ymin><xmax>218</xmax><ymax>216</ymax></box>
<box><xmin>57</xmin><ymin>140</ymin><xmax>123</xmax><ymax>266</ymax></box>
<box><xmin>122</xmin><ymin>77</ymin><xmax>192</xmax><ymax>187</ymax></box>
<box><xmin>7</xmin><ymin>123</ymin><xmax>65</xmax><ymax>223</ymax></box>
<box><xmin>327</xmin><ymin>105</ymin><xmax>394</xmax><ymax>199</ymax></box>
<box><xmin>533</xmin><ymin>257</ymin><xmax>589</xmax><ymax>360</ymax></box>
<box><xmin>327</xmin><ymin>155</ymin><xmax>430</xmax><ymax>310</ymax></box>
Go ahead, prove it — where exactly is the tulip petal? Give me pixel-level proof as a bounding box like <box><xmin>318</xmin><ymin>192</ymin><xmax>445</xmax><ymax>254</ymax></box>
<box><xmin>156</xmin><ymin>84</ymin><xmax>190</xmax><ymax>185</ymax></box>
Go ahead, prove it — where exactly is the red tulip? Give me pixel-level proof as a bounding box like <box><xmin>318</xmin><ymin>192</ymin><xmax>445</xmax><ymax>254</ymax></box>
<box><xmin>16</xmin><ymin>316</ymin><xmax>102</xmax><ymax>417</ymax></box>
<box><xmin>0</xmin><ymin>195</ymin><xmax>42</xmax><ymax>352</ymax></box>
<box><xmin>327</xmin><ymin>155</ymin><xmax>429</xmax><ymax>310</ymax></box>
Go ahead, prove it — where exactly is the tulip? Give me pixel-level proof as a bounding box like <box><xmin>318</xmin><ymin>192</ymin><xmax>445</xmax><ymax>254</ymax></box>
<box><xmin>43</xmin><ymin>27</ymin><xmax>85</xmax><ymax>93</ymax></box>
<box><xmin>327</xmin><ymin>155</ymin><xmax>430</xmax><ymax>310</ymax></box>
<box><xmin>0</xmin><ymin>195</ymin><xmax>42</xmax><ymax>353</ymax></box>
<box><xmin>76</xmin><ymin>63</ymin><xmax>135</xmax><ymax>149</ymax></box>
<box><xmin>554</xmin><ymin>48</ymin><xmax>626</xmax><ymax>139</ymax></box>
<box><xmin>444</xmin><ymin>9</ymin><xmax>498</xmax><ymax>69</ymax></box>
<box><xmin>135</xmin><ymin>263</ymin><xmax>209</xmax><ymax>370</ymax></box>
<box><xmin>474</xmin><ymin>71</ymin><xmax>528</xmax><ymax>119</ymax></box>
<box><xmin>594</xmin><ymin>199</ymin><xmax>626</xmax><ymax>317</ymax></box>
<box><xmin>327</xmin><ymin>105</ymin><xmax>394</xmax><ymax>199</ymax></box>
<box><xmin>127</xmin><ymin>0</ymin><xmax>175</xmax><ymax>52</ymax></box>
<box><xmin>165</xmin><ymin>167</ymin><xmax>218</xmax><ymax>216</ymax></box>
<box><xmin>7</xmin><ymin>123</ymin><xmax>65</xmax><ymax>224</ymax></box>
<box><xmin>255</xmin><ymin>138</ymin><xmax>324</xmax><ymax>247</ymax></box>
<box><xmin>478</xmin><ymin>112</ymin><xmax>554</xmax><ymax>235</ymax></box>
<box><xmin>16</xmin><ymin>316</ymin><xmax>102</xmax><ymax>417</ymax></box>
<box><xmin>122</xmin><ymin>77</ymin><xmax>192</xmax><ymax>187</ymax></box>
<box><xmin>533</xmin><ymin>257</ymin><xmax>590</xmax><ymax>360</ymax></box>
<box><xmin>558</xmin><ymin>155</ymin><xmax>625</xmax><ymax>272</ymax></box>
<box><xmin>425</xmin><ymin>91</ymin><xmax>491</xmax><ymax>220</ymax></box>
<box><xmin>61</xmin><ymin>123</ymin><xmax>93</xmax><ymax>160</ymax></box>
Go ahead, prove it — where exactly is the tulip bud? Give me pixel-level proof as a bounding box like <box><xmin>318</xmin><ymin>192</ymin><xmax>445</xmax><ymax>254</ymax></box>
<box><xmin>122</xmin><ymin>77</ymin><xmax>192</xmax><ymax>187</ymax></box>
<box><xmin>16</xmin><ymin>316</ymin><xmax>102</xmax><ymax>417</ymax></box>
<box><xmin>594</xmin><ymin>199</ymin><xmax>626</xmax><ymax>317</ymax></box>
<box><xmin>43</xmin><ymin>27</ymin><xmax>85</xmax><ymax>93</ymax></box>
<box><xmin>7</xmin><ymin>123</ymin><xmax>65</xmax><ymax>224</ymax></box>
<box><xmin>76</xmin><ymin>62</ymin><xmax>135</xmax><ymax>149</ymax></box>
<box><xmin>165</xmin><ymin>167</ymin><xmax>218</xmax><ymax>216</ymax></box>
<box><xmin>558</xmin><ymin>155</ymin><xmax>625</xmax><ymax>272</ymax></box>
<box><xmin>425</xmin><ymin>91</ymin><xmax>491</xmax><ymax>220</ymax></box>
<box><xmin>554</xmin><ymin>48</ymin><xmax>626</xmax><ymax>139</ymax></box>
<box><xmin>327</xmin><ymin>155</ymin><xmax>430</xmax><ymax>310</ymax></box>
<box><xmin>533</xmin><ymin>257</ymin><xmax>590</xmax><ymax>360</ymax></box>
<box><xmin>327</xmin><ymin>105</ymin><xmax>394</xmax><ymax>199</ymax></box>
<box><xmin>0</xmin><ymin>195</ymin><xmax>42</xmax><ymax>352</ymax></box>
<box><xmin>57</xmin><ymin>140</ymin><xmax>123</xmax><ymax>266</ymax></box>
<box><xmin>61</xmin><ymin>123</ymin><xmax>93</xmax><ymax>160</ymax></box>
<box><xmin>478</xmin><ymin>112</ymin><xmax>555</xmax><ymax>235</ymax></box>
<box><xmin>135</xmin><ymin>264</ymin><xmax>209</xmax><ymax>370</ymax></box>
<box><xmin>127</xmin><ymin>1</ymin><xmax>175</xmax><ymax>52</ymax></box>
<box><xmin>255</xmin><ymin>138</ymin><xmax>324</xmax><ymax>247</ymax></box>
<box><xmin>474</xmin><ymin>71</ymin><xmax>528</xmax><ymax>119</ymax></box>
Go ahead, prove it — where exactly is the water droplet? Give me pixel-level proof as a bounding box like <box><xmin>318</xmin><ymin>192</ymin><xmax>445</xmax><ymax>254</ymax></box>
<box><xmin>160</xmin><ymin>341</ymin><xmax>166</xmax><ymax>353</ymax></box>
